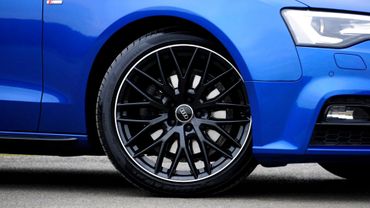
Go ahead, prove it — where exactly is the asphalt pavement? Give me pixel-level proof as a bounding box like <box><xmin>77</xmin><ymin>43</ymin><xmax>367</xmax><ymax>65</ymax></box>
<box><xmin>0</xmin><ymin>155</ymin><xmax>369</xmax><ymax>208</ymax></box>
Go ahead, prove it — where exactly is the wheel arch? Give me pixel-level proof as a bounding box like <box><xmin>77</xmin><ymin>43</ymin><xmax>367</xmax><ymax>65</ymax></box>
<box><xmin>85</xmin><ymin>12</ymin><xmax>251</xmax><ymax>152</ymax></box>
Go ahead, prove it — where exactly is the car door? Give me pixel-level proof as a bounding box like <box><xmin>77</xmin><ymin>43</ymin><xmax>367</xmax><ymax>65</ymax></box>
<box><xmin>0</xmin><ymin>1</ymin><xmax>42</xmax><ymax>131</ymax></box>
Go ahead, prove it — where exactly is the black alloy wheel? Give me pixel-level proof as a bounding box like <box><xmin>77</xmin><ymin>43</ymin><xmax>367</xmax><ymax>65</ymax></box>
<box><xmin>97</xmin><ymin>32</ymin><xmax>256</xmax><ymax>195</ymax></box>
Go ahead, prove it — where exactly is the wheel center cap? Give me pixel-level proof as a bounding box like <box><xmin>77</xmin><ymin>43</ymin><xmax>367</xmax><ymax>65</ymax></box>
<box><xmin>175</xmin><ymin>104</ymin><xmax>194</xmax><ymax>123</ymax></box>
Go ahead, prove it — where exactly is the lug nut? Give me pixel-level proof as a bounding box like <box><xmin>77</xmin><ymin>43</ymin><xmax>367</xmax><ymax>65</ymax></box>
<box><xmin>196</xmin><ymin>111</ymin><xmax>202</xmax><ymax>117</ymax></box>
<box><xmin>185</xmin><ymin>124</ymin><xmax>192</xmax><ymax>132</ymax></box>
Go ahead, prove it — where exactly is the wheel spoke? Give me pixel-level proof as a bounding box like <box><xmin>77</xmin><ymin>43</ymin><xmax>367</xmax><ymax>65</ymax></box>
<box><xmin>117</xmin><ymin>118</ymin><xmax>152</xmax><ymax>123</ymax></box>
<box><xmin>134</xmin><ymin>67</ymin><xmax>163</xmax><ymax>86</ymax></box>
<box><xmin>133</xmin><ymin>128</ymin><xmax>176</xmax><ymax>158</ymax></box>
<box><xmin>204</xmin><ymin>68</ymin><xmax>233</xmax><ymax>87</ymax></box>
<box><xmin>194</xmin><ymin>131</ymin><xmax>212</xmax><ymax>174</ymax></box>
<box><xmin>215</xmin><ymin>103</ymin><xmax>249</xmax><ymax>109</ymax></box>
<box><xmin>184</xmin><ymin>48</ymin><xmax>198</xmax><ymax>80</ymax></box>
<box><xmin>168</xmin><ymin>145</ymin><xmax>182</xmax><ymax>178</ymax></box>
<box><xmin>194</xmin><ymin>126</ymin><xmax>233</xmax><ymax>159</ymax></box>
<box><xmin>212</xmin><ymin>118</ymin><xmax>250</xmax><ymax>125</ymax></box>
<box><xmin>125</xmin><ymin>125</ymin><xmax>151</xmax><ymax>146</ymax></box>
<box><xmin>198</xmin><ymin>117</ymin><xmax>250</xmax><ymax>125</ymax></box>
<box><xmin>203</xmin><ymin>123</ymin><xmax>241</xmax><ymax>148</ymax></box>
<box><xmin>200</xmin><ymin>52</ymin><xmax>212</xmax><ymax>85</ymax></box>
<box><xmin>169</xmin><ymin>48</ymin><xmax>183</xmax><ymax>78</ymax></box>
<box><xmin>133</xmin><ymin>139</ymin><xmax>162</xmax><ymax>158</ymax></box>
<box><xmin>179</xmin><ymin>130</ymin><xmax>198</xmax><ymax>179</ymax></box>
<box><xmin>134</xmin><ymin>67</ymin><xmax>175</xmax><ymax>97</ymax></box>
<box><xmin>195</xmin><ymin>67</ymin><xmax>237</xmax><ymax>102</ymax></box>
<box><xmin>125</xmin><ymin>114</ymin><xmax>168</xmax><ymax>146</ymax></box>
<box><xmin>156</xmin><ymin>52</ymin><xmax>167</xmax><ymax>85</ymax></box>
<box><xmin>154</xmin><ymin>141</ymin><xmax>168</xmax><ymax>174</ymax></box>
<box><xmin>193</xmin><ymin>52</ymin><xmax>211</xmax><ymax>100</ymax></box>
<box><xmin>126</xmin><ymin>80</ymin><xmax>167</xmax><ymax>111</ymax></box>
<box><xmin>211</xmin><ymin>79</ymin><xmax>242</xmax><ymax>101</ymax></box>
<box><xmin>200</xmin><ymin>79</ymin><xmax>243</xmax><ymax>108</ymax></box>
<box><xmin>118</xmin><ymin>113</ymin><xmax>167</xmax><ymax>124</ymax></box>
<box><xmin>196</xmin><ymin>102</ymin><xmax>249</xmax><ymax>111</ymax></box>
<box><xmin>184</xmin><ymin>146</ymin><xmax>198</xmax><ymax>179</ymax></box>
<box><xmin>178</xmin><ymin>48</ymin><xmax>198</xmax><ymax>95</ymax></box>
<box><xmin>117</xmin><ymin>101</ymin><xmax>151</xmax><ymax>108</ymax></box>
<box><xmin>202</xmin><ymin>133</ymin><xmax>232</xmax><ymax>159</ymax></box>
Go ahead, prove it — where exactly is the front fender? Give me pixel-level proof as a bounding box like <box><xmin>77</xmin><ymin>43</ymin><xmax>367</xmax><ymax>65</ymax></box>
<box><xmin>40</xmin><ymin>0</ymin><xmax>306</xmax><ymax>134</ymax></box>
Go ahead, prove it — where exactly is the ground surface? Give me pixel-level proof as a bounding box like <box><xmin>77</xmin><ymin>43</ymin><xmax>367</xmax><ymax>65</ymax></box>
<box><xmin>0</xmin><ymin>155</ymin><xmax>368</xmax><ymax>208</ymax></box>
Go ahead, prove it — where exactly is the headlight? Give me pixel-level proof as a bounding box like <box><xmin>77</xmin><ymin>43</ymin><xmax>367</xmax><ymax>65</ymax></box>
<box><xmin>282</xmin><ymin>9</ymin><xmax>370</xmax><ymax>48</ymax></box>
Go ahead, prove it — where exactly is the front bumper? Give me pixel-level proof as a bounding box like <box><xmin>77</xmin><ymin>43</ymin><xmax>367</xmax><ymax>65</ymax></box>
<box><xmin>250</xmin><ymin>41</ymin><xmax>370</xmax><ymax>162</ymax></box>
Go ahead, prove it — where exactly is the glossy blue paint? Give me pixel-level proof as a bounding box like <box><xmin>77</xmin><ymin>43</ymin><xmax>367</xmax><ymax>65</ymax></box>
<box><xmin>252</xmin><ymin>41</ymin><xmax>370</xmax><ymax>158</ymax></box>
<box><xmin>297</xmin><ymin>0</ymin><xmax>370</xmax><ymax>13</ymax></box>
<box><xmin>0</xmin><ymin>1</ymin><xmax>42</xmax><ymax>131</ymax></box>
<box><xmin>0</xmin><ymin>0</ymin><xmax>369</xmax><ymax>162</ymax></box>
<box><xmin>40</xmin><ymin>0</ymin><xmax>304</xmax><ymax>133</ymax></box>
<box><xmin>334</xmin><ymin>53</ymin><xmax>367</xmax><ymax>70</ymax></box>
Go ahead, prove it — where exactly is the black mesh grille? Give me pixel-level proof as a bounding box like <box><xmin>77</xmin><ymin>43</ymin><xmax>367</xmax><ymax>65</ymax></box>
<box><xmin>311</xmin><ymin>124</ymin><xmax>370</xmax><ymax>146</ymax></box>
<box><xmin>310</xmin><ymin>96</ymin><xmax>370</xmax><ymax>147</ymax></box>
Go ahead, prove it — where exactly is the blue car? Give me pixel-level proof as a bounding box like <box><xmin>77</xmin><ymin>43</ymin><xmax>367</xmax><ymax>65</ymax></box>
<box><xmin>1</xmin><ymin>0</ymin><xmax>370</xmax><ymax>195</ymax></box>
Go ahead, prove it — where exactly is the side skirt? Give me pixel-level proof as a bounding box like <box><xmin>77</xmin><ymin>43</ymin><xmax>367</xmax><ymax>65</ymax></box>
<box><xmin>0</xmin><ymin>131</ymin><xmax>103</xmax><ymax>156</ymax></box>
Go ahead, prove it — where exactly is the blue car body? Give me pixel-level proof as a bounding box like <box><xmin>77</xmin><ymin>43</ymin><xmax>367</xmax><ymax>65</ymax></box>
<box><xmin>0</xmin><ymin>0</ymin><xmax>369</xmax><ymax>164</ymax></box>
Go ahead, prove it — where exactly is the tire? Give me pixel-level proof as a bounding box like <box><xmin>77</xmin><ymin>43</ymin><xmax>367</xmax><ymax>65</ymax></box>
<box><xmin>320</xmin><ymin>162</ymin><xmax>369</xmax><ymax>180</ymax></box>
<box><xmin>96</xmin><ymin>32</ymin><xmax>256</xmax><ymax>196</ymax></box>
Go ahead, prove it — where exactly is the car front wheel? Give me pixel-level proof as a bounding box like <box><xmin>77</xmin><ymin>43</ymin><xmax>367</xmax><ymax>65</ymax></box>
<box><xmin>96</xmin><ymin>32</ymin><xmax>255</xmax><ymax>196</ymax></box>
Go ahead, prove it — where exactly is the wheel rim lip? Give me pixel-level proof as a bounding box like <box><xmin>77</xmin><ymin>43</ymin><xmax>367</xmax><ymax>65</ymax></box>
<box><xmin>113</xmin><ymin>43</ymin><xmax>251</xmax><ymax>183</ymax></box>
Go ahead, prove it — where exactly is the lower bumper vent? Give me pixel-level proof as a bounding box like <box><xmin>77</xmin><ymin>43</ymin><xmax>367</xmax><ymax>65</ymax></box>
<box><xmin>311</xmin><ymin>124</ymin><xmax>370</xmax><ymax>146</ymax></box>
<box><xmin>310</xmin><ymin>96</ymin><xmax>370</xmax><ymax>147</ymax></box>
